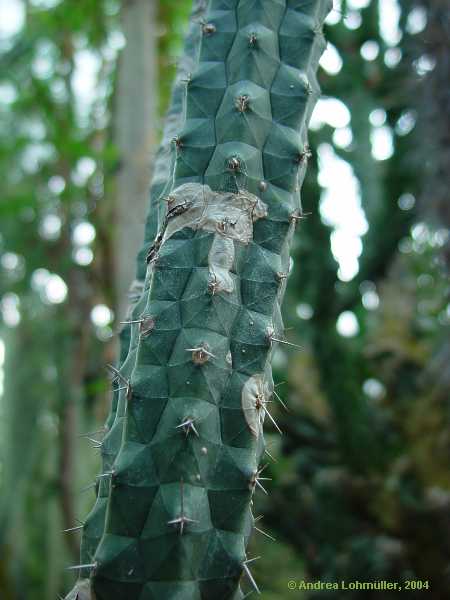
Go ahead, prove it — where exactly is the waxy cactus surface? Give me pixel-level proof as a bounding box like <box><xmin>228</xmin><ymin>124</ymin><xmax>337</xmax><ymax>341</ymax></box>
<box><xmin>73</xmin><ymin>2</ymin><xmax>209</xmax><ymax>578</ymax></box>
<box><xmin>69</xmin><ymin>1</ymin><xmax>331</xmax><ymax>598</ymax></box>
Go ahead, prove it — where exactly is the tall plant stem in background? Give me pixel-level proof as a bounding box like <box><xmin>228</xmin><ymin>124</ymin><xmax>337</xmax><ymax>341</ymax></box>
<box><xmin>114</xmin><ymin>0</ymin><xmax>158</xmax><ymax>321</ymax></box>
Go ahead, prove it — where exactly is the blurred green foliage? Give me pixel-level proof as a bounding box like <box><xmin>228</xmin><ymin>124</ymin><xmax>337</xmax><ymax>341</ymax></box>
<box><xmin>0</xmin><ymin>1</ymin><xmax>448</xmax><ymax>599</ymax></box>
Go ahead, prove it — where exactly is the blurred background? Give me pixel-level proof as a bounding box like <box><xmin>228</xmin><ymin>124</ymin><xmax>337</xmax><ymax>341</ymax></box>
<box><xmin>0</xmin><ymin>0</ymin><xmax>449</xmax><ymax>598</ymax></box>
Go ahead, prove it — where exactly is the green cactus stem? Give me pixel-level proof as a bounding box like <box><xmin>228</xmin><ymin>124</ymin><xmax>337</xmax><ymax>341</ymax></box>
<box><xmin>69</xmin><ymin>0</ymin><xmax>331</xmax><ymax>598</ymax></box>
<box><xmin>66</xmin><ymin>4</ymin><xmax>209</xmax><ymax>586</ymax></box>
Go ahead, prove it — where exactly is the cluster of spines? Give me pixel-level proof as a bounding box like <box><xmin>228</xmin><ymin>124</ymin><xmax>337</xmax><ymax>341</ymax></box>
<box><xmin>68</xmin><ymin>1</ymin><xmax>331</xmax><ymax>598</ymax></box>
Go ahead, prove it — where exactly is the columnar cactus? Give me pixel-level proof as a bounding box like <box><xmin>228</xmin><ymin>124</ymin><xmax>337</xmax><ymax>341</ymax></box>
<box><xmin>71</xmin><ymin>1</ymin><xmax>209</xmax><ymax>578</ymax></box>
<box><xmin>69</xmin><ymin>0</ymin><xmax>331</xmax><ymax>598</ymax></box>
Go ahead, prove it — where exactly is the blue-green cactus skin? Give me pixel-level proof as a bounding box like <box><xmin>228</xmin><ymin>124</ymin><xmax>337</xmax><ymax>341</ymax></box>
<box><xmin>75</xmin><ymin>1</ymin><xmax>331</xmax><ymax>598</ymax></box>
<box><xmin>76</xmin><ymin>0</ymin><xmax>208</xmax><ymax>577</ymax></box>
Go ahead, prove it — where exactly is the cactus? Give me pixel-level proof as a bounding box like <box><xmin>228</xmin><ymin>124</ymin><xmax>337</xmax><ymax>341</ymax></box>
<box><xmin>68</xmin><ymin>1</ymin><xmax>209</xmax><ymax>586</ymax></box>
<box><xmin>69</xmin><ymin>0</ymin><xmax>331</xmax><ymax>598</ymax></box>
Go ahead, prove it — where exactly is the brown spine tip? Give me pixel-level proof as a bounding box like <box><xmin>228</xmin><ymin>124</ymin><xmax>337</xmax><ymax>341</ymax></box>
<box><xmin>187</xmin><ymin>344</ymin><xmax>214</xmax><ymax>365</ymax></box>
<box><xmin>248</xmin><ymin>32</ymin><xmax>257</xmax><ymax>47</ymax></box>
<box><xmin>254</xmin><ymin>391</ymin><xmax>265</xmax><ymax>411</ymax></box>
<box><xmin>289</xmin><ymin>209</ymin><xmax>310</xmax><ymax>225</ymax></box>
<box><xmin>216</xmin><ymin>216</ymin><xmax>237</xmax><ymax>234</ymax></box>
<box><xmin>227</xmin><ymin>156</ymin><xmax>241</xmax><ymax>172</ymax></box>
<box><xmin>208</xmin><ymin>281</ymin><xmax>217</xmax><ymax>295</ymax></box>
<box><xmin>202</xmin><ymin>22</ymin><xmax>216</xmax><ymax>35</ymax></box>
<box><xmin>194</xmin><ymin>349</ymin><xmax>208</xmax><ymax>365</ymax></box>
<box><xmin>303</xmin><ymin>144</ymin><xmax>312</xmax><ymax>159</ymax></box>
<box><xmin>235</xmin><ymin>94</ymin><xmax>250</xmax><ymax>113</ymax></box>
<box><xmin>296</xmin><ymin>145</ymin><xmax>312</xmax><ymax>164</ymax></box>
<box><xmin>172</xmin><ymin>136</ymin><xmax>183</xmax><ymax>150</ymax></box>
<box><xmin>140</xmin><ymin>316</ymin><xmax>155</xmax><ymax>337</ymax></box>
<box><xmin>181</xmin><ymin>73</ymin><xmax>192</xmax><ymax>86</ymax></box>
<box><xmin>176</xmin><ymin>417</ymin><xmax>199</xmax><ymax>437</ymax></box>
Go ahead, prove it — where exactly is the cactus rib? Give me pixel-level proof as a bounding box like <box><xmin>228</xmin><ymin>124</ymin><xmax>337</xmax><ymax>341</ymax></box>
<box><xmin>73</xmin><ymin>1</ymin><xmax>331</xmax><ymax>598</ymax></box>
